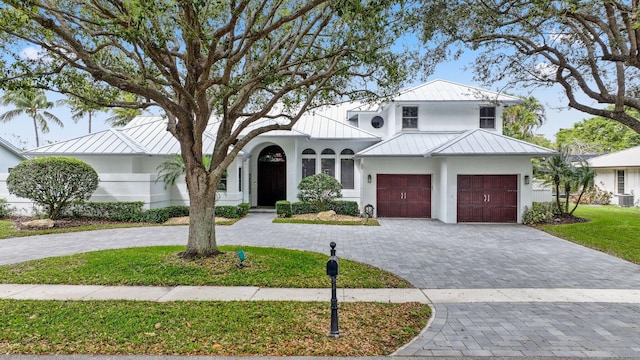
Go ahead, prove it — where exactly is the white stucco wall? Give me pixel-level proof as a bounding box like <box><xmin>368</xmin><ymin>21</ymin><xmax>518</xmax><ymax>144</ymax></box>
<box><xmin>594</xmin><ymin>168</ymin><xmax>640</xmax><ymax>206</ymax></box>
<box><xmin>439</xmin><ymin>156</ymin><xmax>533</xmax><ymax>223</ymax></box>
<box><xmin>242</xmin><ymin>136</ymin><xmax>376</xmax><ymax>208</ymax></box>
<box><xmin>358</xmin><ymin>155</ymin><xmax>534</xmax><ymax>223</ymax></box>
<box><xmin>359</xmin><ymin>157</ymin><xmax>442</xmax><ymax>219</ymax></box>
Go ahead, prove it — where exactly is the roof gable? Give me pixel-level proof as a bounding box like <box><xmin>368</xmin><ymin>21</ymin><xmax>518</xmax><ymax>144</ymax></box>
<box><xmin>588</xmin><ymin>145</ymin><xmax>640</xmax><ymax>168</ymax></box>
<box><xmin>0</xmin><ymin>137</ymin><xmax>28</xmax><ymax>160</ymax></box>
<box><xmin>25</xmin><ymin>129</ymin><xmax>149</xmax><ymax>155</ymax></box>
<box><xmin>429</xmin><ymin>129</ymin><xmax>556</xmax><ymax>156</ymax></box>
<box><xmin>356</xmin><ymin>132</ymin><xmax>460</xmax><ymax>157</ymax></box>
<box><xmin>392</xmin><ymin>79</ymin><xmax>523</xmax><ymax>103</ymax></box>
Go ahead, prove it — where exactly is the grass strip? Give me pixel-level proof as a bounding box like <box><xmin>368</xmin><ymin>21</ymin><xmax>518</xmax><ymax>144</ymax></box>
<box><xmin>0</xmin><ymin>221</ymin><xmax>159</xmax><ymax>239</ymax></box>
<box><xmin>0</xmin><ymin>246</ymin><xmax>412</xmax><ymax>288</ymax></box>
<box><xmin>0</xmin><ymin>300</ymin><xmax>430</xmax><ymax>356</ymax></box>
<box><xmin>539</xmin><ymin>205</ymin><xmax>640</xmax><ymax>264</ymax></box>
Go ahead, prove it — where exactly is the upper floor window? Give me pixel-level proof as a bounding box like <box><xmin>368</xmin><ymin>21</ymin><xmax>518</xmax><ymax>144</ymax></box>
<box><xmin>617</xmin><ymin>170</ymin><xmax>625</xmax><ymax>194</ymax></box>
<box><xmin>479</xmin><ymin>106</ymin><xmax>496</xmax><ymax>129</ymax></box>
<box><xmin>402</xmin><ymin>106</ymin><xmax>418</xmax><ymax>129</ymax></box>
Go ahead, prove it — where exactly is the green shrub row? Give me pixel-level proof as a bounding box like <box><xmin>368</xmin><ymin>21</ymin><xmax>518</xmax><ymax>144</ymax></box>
<box><xmin>277</xmin><ymin>200</ymin><xmax>360</xmax><ymax>218</ymax></box>
<box><xmin>64</xmin><ymin>202</ymin><xmax>146</xmax><ymax>222</ymax></box>
<box><xmin>522</xmin><ymin>202</ymin><xmax>554</xmax><ymax>225</ymax></box>
<box><xmin>275</xmin><ymin>201</ymin><xmax>292</xmax><ymax>218</ymax></box>
<box><xmin>63</xmin><ymin>201</ymin><xmax>250</xmax><ymax>223</ymax></box>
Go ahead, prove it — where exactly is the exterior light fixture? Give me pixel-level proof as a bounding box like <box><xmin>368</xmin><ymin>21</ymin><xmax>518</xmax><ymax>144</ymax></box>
<box><xmin>367</xmin><ymin>174</ymin><xmax>372</xmax><ymax>183</ymax></box>
<box><xmin>524</xmin><ymin>175</ymin><xmax>530</xmax><ymax>185</ymax></box>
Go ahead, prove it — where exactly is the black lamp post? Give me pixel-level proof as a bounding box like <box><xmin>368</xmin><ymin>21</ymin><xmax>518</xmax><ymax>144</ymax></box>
<box><xmin>326</xmin><ymin>241</ymin><xmax>340</xmax><ymax>338</ymax></box>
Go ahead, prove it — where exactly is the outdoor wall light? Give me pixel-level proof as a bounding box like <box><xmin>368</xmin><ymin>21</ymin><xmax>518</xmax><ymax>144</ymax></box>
<box><xmin>367</xmin><ymin>174</ymin><xmax>372</xmax><ymax>183</ymax></box>
<box><xmin>524</xmin><ymin>175</ymin><xmax>530</xmax><ymax>185</ymax></box>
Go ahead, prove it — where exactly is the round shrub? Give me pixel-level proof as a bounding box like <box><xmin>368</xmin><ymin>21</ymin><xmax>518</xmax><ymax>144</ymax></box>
<box><xmin>297</xmin><ymin>173</ymin><xmax>343</xmax><ymax>212</ymax></box>
<box><xmin>7</xmin><ymin>157</ymin><xmax>99</xmax><ymax>219</ymax></box>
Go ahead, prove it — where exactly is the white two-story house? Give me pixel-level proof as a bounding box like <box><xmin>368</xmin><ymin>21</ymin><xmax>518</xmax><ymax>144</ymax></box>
<box><xmin>17</xmin><ymin>80</ymin><xmax>555</xmax><ymax>223</ymax></box>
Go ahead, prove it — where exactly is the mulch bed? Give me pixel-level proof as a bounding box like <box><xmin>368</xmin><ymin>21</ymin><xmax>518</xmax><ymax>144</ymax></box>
<box><xmin>9</xmin><ymin>217</ymin><xmax>145</xmax><ymax>230</ymax></box>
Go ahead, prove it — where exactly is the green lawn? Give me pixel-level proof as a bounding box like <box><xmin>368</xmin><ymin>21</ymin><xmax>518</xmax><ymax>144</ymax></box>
<box><xmin>540</xmin><ymin>205</ymin><xmax>640</xmax><ymax>264</ymax></box>
<box><xmin>0</xmin><ymin>300</ymin><xmax>430</xmax><ymax>355</ymax></box>
<box><xmin>0</xmin><ymin>245</ymin><xmax>411</xmax><ymax>288</ymax></box>
<box><xmin>0</xmin><ymin>220</ymin><xmax>157</xmax><ymax>239</ymax></box>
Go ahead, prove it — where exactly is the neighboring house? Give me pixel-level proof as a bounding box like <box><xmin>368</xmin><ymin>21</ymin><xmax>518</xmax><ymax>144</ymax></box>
<box><xmin>0</xmin><ymin>137</ymin><xmax>29</xmax><ymax>213</ymax></box>
<box><xmin>19</xmin><ymin>80</ymin><xmax>555</xmax><ymax>223</ymax></box>
<box><xmin>588</xmin><ymin>146</ymin><xmax>640</xmax><ymax>207</ymax></box>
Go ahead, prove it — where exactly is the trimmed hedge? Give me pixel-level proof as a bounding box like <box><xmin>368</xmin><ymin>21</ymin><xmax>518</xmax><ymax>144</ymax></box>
<box><xmin>64</xmin><ymin>202</ymin><xmax>146</xmax><ymax>222</ymax></box>
<box><xmin>64</xmin><ymin>202</ymin><xmax>248</xmax><ymax>223</ymax></box>
<box><xmin>328</xmin><ymin>200</ymin><xmax>359</xmax><ymax>216</ymax></box>
<box><xmin>238</xmin><ymin>203</ymin><xmax>250</xmax><ymax>217</ymax></box>
<box><xmin>214</xmin><ymin>205</ymin><xmax>240</xmax><ymax>219</ymax></box>
<box><xmin>276</xmin><ymin>200</ymin><xmax>292</xmax><ymax>218</ymax></box>
<box><xmin>292</xmin><ymin>200</ymin><xmax>359</xmax><ymax>216</ymax></box>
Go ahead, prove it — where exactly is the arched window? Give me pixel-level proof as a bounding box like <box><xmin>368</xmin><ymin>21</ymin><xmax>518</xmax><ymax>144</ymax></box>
<box><xmin>340</xmin><ymin>149</ymin><xmax>355</xmax><ymax>189</ymax></box>
<box><xmin>301</xmin><ymin>148</ymin><xmax>316</xmax><ymax>178</ymax></box>
<box><xmin>321</xmin><ymin>148</ymin><xmax>336</xmax><ymax>177</ymax></box>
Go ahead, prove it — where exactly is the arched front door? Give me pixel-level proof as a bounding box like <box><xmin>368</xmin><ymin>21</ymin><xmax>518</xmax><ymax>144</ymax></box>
<box><xmin>257</xmin><ymin>145</ymin><xmax>286</xmax><ymax>206</ymax></box>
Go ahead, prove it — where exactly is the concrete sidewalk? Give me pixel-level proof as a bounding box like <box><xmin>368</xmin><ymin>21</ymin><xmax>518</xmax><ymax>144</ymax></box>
<box><xmin>3</xmin><ymin>284</ymin><xmax>640</xmax><ymax>304</ymax></box>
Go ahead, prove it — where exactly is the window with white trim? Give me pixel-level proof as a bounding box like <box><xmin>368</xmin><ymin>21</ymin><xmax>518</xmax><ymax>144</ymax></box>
<box><xmin>340</xmin><ymin>149</ymin><xmax>355</xmax><ymax>189</ymax></box>
<box><xmin>321</xmin><ymin>148</ymin><xmax>336</xmax><ymax>177</ymax></box>
<box><xmin>479</xmin><ymin>106</ymin><xmax>496</xmax><ymax>129</ymax></box>
<box><xmin>301</xmin><ymin>148</ymin><xmax>316</xmax><ymax>179</ymax></box>
<box><xmin>402</xmin><ymin>106</ymin><xmax>418</xmax><ymax>129</ymax></box>
<box><xmin>617</xmin><ymin>170</ymin><xmax>625</xmax><ymax>194</ymax></box>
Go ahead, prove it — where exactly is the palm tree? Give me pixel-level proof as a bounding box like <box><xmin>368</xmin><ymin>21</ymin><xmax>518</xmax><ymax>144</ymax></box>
<box><xmin>105</xmin><ymin>93</ymin><xmax>142</xmax><ymax>127</ymax></box>
<box><xmin>58</xmin><ymin>96</ymin><xmax>106</xmax><ymax>134</ymax></box>
<box><xmin>0</xmin><ymin>88</ymin><xmax>63</xmax><ymax>147</ymax></box>
<box><xmin>569</xmin><ymin>163</ymin><xmax>596</xmax><ymax>215</ymax></box>
<box><xmin>156</xmin><ymin>155</ymin><xmax>221</xmax><ymax>189</ymax></box>
<box><xmin>539</xmin><ymin>148</ymin><xmax>571</xmax><ymax>215</ymax></box>
<box><xmin>503</xmin><ymin>96</ymin><xmax>546</xmax><ymax>141</ymax></box>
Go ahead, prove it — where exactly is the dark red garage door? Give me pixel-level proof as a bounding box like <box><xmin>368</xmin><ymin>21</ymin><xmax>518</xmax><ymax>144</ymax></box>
<box><xmin>457</xmin><ymin>175</ymin><xmax>518</xmax><ymax>223</ymax></box>
<box><xmin>377</xmin><ymin>174</ymin><xmax>431</xmax><ymax>218</ymax></box>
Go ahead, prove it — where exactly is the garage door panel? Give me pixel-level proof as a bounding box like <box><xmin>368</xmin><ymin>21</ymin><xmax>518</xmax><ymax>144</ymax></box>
<box><xmin>376</xmin><ymin>174</ymin><xmax>431</xmax><ymax>218</ymax></box>
<box><xmin>458</xmin><ymin>175</ymin><xmax>518</xmax><ymax>223</ymax></box>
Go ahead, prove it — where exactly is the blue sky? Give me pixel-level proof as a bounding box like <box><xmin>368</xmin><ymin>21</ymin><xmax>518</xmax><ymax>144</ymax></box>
<box><xmin>0</xmin><ymin>47</ymin><xmax>590</xmax><ymax>150</ymax></box>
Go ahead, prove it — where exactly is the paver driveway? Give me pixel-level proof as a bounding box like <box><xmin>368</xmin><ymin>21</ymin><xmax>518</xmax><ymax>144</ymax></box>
<box><xmin>1</xmin><ymin>212</ymin><xmax>639</xmax><ymax>357</ymax></box>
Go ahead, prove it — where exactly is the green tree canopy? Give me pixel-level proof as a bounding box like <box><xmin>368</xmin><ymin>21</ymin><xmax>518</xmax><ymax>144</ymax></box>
<box><xmin>0</xmin><ymin>0</ymin><xmax>416</xmax><ymax>257</ymax></box>
<box><xmin>556</xmin><ymin>114</ymin><xmax>640</xmax><ymax>154</ymax></box>
<box><xmin>417</xmin><ymin>0</ymin><xmax>640</xmax><ymax>134</ymax></box>
<box><xmin>502</xmin><ymin>96</ymin><xmax>546</xmax><ymax>142</ymax></box>
<box><xmin>58</xmin><ymin>95</ymin><xmax>107</xmax><ymax>134</ymax></box>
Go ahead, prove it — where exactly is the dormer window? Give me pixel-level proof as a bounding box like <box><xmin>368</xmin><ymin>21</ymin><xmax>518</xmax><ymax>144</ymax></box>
<box><xmin>402</xmin><ymin>106</ymin><xmax>418</xmax><ymax>129</ymax></box>
<box><xmin>480</xmin><ymin>106</ymin><xmax>496</xmax><ymax>129</ymax></box>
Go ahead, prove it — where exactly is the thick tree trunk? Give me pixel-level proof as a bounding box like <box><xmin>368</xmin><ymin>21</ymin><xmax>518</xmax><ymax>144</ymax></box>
<box><xmin>181</xmin><ymin>168</ymin><xmax>221</xmax><ymax>258</ymax></box>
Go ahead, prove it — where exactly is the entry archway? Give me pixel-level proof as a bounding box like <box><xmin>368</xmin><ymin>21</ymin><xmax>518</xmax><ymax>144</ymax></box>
<box><xmin>257</xmin><ymin>145</ymin><xmax>286</xmax><ymax>206</ymax></box>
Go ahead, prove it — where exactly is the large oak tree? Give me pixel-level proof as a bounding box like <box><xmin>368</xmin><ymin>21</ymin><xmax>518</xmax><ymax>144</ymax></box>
<box><xmin>418</xmin><ymin>0</ymin><xmax>640</xmax><ymax>133</ymax></box>
<box><xmin>0</xmin><ymin>0</ymin><xmax>410</xmax><ymax>257</ymax></box>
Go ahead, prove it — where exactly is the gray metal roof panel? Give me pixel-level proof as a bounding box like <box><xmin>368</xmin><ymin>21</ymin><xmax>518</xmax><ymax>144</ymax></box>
<box><xmin>25</xmin><ymin>129</ymin><xmax>149</xmax><ymax>155</ymax></box>
<box><xmin>429</xmin><ymin>129</ymin><xmax>557</xmax><ymax>156</ymax></box>
<box><xmin>356</xmin><ymin>132</ymin><xmax>461</xmax><ymax>157</ymax></box>
<box><xmin>394</xmin><ymin>79</ymin><xmax>523</xmax><ymax>103</ymax></box>
<box><xmin>588</xmin><ymin>145</ymin><xmax>640</xmax><ymax>168</ymax></box>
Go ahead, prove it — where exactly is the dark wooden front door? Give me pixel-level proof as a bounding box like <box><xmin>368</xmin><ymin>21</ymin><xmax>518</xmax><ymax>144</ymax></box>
<box><xmin>457</xmin><ymin>175</ymin><xmax>518</xmax><ymax>223</ymax></box>
<box><xmin>376</xmin><ymin>174</ymin><xmax>431</xmax><ymax>218</ymax></box>
<box><xmin>257</xmin><ymin>145</ymin><xmax>286</xmax><ymax>206</ymax></box>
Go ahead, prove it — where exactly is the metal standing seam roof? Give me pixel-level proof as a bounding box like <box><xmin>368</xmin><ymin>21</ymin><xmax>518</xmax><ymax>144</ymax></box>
<box><xmin>355</xmin><ymin>132</ymin><xmax>462</xmax><ymax>157</ymax></box>
<box><xmin>392</xmin><ymin>79</ymin><xmax>524</xmax><ymax>103</ymax></box>
<box><xmin>0</xmin><ymin>137</ymin><xmax>28</xmax><ymax>159</ymax></box>
<box><xmin>25</xmin><ymin>128</ymin><xmax>149</xmax><ymax>155</ymax></box>
<box><xmin>429</xmin><ymin>129</ymin><xmax>557</xmax><ymax>157</ymax></box>
<box><xmin>588</xmin><ymin>145</ymin><xmax>640</xmax><ymax>168</ymax></box>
